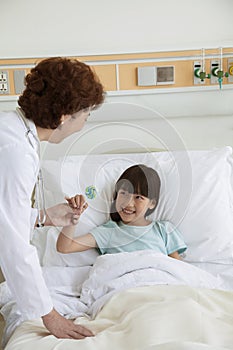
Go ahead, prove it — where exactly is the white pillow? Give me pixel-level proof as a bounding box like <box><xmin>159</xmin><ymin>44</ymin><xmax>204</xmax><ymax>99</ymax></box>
<box><xmin>42</xmin><ymin>226</ymin><xmax>99</xmax><ymax>267</ymax></box>
<box><xmin>37</xmin><ymin>147</ymin><xmax>233</xmax><ymax>265</ymax></box>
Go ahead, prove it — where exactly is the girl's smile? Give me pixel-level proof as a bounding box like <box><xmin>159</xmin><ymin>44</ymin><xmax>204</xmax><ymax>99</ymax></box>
<box><xmin>121</xmin><ymin>207</ymin><xmax>135</xmax><ymax>215</ymax></box>
<box><xmin>116</xmin><ymin>189</ymin><xmax>155</xmax><ymax>226</ymax></box>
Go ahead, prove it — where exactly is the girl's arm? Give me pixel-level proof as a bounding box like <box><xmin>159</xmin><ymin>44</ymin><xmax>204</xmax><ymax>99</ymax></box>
<box><xmin>56</xmin><ymin>194</ymin><xmax>97</xmax><ymax>253</ymax></box>
<box><xmin>56</xmin><ymin>226</ymin><xmax>97</xmax><ymax>253</ymax></box>
<box><xmin>168</xmin><ymin>251</ymin><xmax>182</xmax><ymax>260</ymax></box>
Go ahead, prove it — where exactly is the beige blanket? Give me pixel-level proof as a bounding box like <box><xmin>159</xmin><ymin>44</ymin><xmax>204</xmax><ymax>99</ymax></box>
<box><xmin>5</xmin><ymin>285</ymin><xmax>233</xmax><ymax>350</ymax></box>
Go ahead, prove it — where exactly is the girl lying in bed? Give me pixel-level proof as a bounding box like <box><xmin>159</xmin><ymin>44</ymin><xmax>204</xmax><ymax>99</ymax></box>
<box><xmin>56</xmin><ymin>164</ymin><xmax>187</xmax><ymax>259</ymax></box>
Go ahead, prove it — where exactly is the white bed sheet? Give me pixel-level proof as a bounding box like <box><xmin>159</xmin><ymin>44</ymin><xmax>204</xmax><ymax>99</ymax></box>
<box><xmin>1</xmin><ymin>252</ymin><xmax>233</xmax><ymax>349</ymax></box>
<box><xmin>190</xmin><ymin>261</ymin><xmax>233</xmax><ymax>290</ymax></box>
<box><xmin>5</xmin><ymin>285</ymin><xmax>233</xmax><ymax>350</ymax></box>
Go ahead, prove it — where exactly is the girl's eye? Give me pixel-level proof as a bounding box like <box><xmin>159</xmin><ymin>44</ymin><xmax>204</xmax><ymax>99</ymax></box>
<box><xmin>136</xmin><ymin>195</ymin><xmax>144</xmax><ymax>200</ymax></box>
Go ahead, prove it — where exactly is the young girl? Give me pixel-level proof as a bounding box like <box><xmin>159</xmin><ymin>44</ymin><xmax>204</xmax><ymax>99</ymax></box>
<box><xmin>57</xmin><ymin>164</ymin><xmax>187</xmax><ymax>260</ymax></box>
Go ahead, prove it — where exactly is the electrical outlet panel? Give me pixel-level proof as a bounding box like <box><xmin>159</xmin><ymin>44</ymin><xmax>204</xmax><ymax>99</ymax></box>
<box><xmin>14</xmin><ymin>70</ymin><xmax>26</xmax><ymax>94</ymax></box>
<box><xmin>0</xmin><ymin>70</ymin><xmax>9</xmax><ymax>94</ymax></box>
<box><xmin>0</xmin><ymin>83</ymin><xmax>8</xmax><ymax>93</ymax></box>
<box><xmin>228</xmin><ymin>59</ymin><xmax>233</xmax><ymax>83</ymax></box>
<box><xmin>210</xmin><ymin>60</ymin><xmax>220</xmax><ymax>84</ymax></box>
<box><xmin>137</xmin><ymin>66</ymin><xmax>156</xmax><ymax>86</ymax></box>
<box><xmin>193</xmin><ymin>61</ymin><xmax>204</xmax><ymax>84</ymax></box>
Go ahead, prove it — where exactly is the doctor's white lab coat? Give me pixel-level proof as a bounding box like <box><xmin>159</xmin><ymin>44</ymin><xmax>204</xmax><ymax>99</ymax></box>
<box><xmin>0</xmin><ymin>110</ymin><xmax>53</xmax><ymax>319</ymax></box>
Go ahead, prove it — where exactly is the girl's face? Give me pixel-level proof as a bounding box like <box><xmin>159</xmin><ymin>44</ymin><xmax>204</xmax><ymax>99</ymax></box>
<box><xmin>48</xmin><ymin>108</ymin><xmax>91</xmax><ymax>143</ymax></box>
<box><xmin>115</xmin><ymin>189</ymin><xmax>155</xmax><ymax>226</ymax></box>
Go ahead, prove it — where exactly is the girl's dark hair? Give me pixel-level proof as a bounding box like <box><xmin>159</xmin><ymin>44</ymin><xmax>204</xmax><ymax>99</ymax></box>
<box><xmin>110</xmin><ymin>164</ymin><xmax>161</xmax><ymax>222</ymax></box>
<box><xmin>18</xmin><ymin>57</ymin><xmax>105</xmax><ymax>129</ymax></box>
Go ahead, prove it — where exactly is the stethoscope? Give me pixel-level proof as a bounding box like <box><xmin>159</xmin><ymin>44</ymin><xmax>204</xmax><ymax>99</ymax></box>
<box><xmin>16</xmin><ymin>107</ymin><xmax>46</xmax><ymax>227</ymax></box>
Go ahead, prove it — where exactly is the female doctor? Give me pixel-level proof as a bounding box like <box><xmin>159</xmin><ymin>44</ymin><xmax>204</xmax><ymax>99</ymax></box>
<box><xmin>0</xmin><ymin>57</ymin><xmax>104</xmax><ymax>340</ymax></box>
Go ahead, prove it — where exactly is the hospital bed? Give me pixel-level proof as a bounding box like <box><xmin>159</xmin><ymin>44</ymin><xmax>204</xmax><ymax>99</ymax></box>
<box><xmin>1</xmin><ymin>105</ymin><xmax>233</xmax><ymax>350</ymax></box>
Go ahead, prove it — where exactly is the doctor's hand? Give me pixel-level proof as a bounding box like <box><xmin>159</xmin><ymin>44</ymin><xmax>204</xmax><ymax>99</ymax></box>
<box><xmin>43</xmin><ymin>195</ymin><xmax>88</xmax><ymax>227</ymax></box>
<box><xmin>42</xmin><ymin>309</ymin><xmax>94</xmax><ymax>339</ymax></box>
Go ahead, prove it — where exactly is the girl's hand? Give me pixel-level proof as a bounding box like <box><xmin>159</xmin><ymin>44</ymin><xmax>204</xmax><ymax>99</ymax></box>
<box><xmin>65</xmin><ymin>194</ymin><xmax>88</xmax><ymax>216</ymax></box>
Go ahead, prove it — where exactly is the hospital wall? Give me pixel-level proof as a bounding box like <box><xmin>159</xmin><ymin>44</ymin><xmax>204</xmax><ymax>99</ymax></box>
<box><xmin>0</xmin><ymin>0</ymin><xmax>233</xmax><ymax>153</ymax></box>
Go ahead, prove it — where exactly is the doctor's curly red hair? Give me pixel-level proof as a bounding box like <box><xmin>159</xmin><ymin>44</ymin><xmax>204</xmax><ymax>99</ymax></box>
<box><xmin>18</xmin><ymin>57</ymin><xmax>105</xmax><ymax>129</ymax></box>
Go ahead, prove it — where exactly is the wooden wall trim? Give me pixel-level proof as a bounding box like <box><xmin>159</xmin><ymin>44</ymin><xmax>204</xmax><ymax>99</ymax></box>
<box><xmin>0</xmin><ymin>48</ymin><xmax>233</xmax><ymax>96</ymax></box>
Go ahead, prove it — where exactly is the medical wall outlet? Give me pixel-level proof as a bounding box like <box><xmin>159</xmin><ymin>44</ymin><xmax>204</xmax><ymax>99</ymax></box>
<box><xmin>156</xmin><ymin>66</ymin><xmax>174</xmax><ymax>85</ymax></box>
<box><xmin>228</xmin><ymin>59</ymin><xmax>233</xmax><ymax>83</ymax></box>
<box><xmin>13</xmin><ymin>70</ymin><xmax>26</xmax><ymax>94</ymax></box>
<box><xmin>193</xmin><ymin>61</ymin><xmax>210</xmax><ymax>84</ymax></box>
<box><xmin>210</xmin><ymin>59</ymin><xmax>229</xmax><ymax>89</ymax></box>
<box><xmin>210</xmin><ymin>60</ymin><xmax>220</xmax><ymax>84</ymax></box>
<box><xmin>137</xmin><ymin>66</ymin><xmax>156</xmax><ymax>86</ymax></box>
<box><xmin>0</xmin><ymin>70</ymin><xmax>9</xmax><ymax>94</ymax></box>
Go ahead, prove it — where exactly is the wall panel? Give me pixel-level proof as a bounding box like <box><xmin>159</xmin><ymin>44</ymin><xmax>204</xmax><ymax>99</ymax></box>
<box><xmin>1</xmin><ymin>48</ymin><xmax>233</xmax><ymax>98</ymax></box>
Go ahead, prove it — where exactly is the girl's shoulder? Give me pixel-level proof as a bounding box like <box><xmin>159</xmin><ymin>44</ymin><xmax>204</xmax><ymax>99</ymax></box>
<box><xmin>152</xmin><ymin>220</ymin><xmax>177</xmax><ymax>233</ymax></box>
<box><xmin>153</xmin><ymin>219</ymin><xmax>173</xmax><ymax>226</ymax></box>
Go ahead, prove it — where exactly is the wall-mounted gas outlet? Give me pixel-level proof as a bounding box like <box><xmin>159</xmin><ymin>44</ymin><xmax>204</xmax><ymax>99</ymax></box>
<box><xmin>193</xmin><ymin>61</ymin><xmax>205</xmax><ymax>84</ymax></box>
<box><xmin>210</xmin><ymin>60</ymin><xmax>220</xmax><ymax>84</ymax></box>
<box><xmin>228</xmin><ymin>59</ymin><xmax>233</xmax><ymax>83</ymax></box>
<box><xmin>0</xmin><ymin>70</ymin><xmax>9</xmax><ymax>94</ymax></box>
